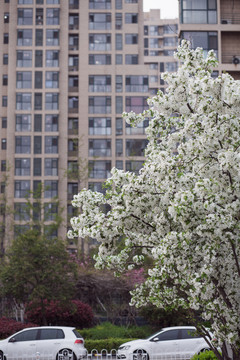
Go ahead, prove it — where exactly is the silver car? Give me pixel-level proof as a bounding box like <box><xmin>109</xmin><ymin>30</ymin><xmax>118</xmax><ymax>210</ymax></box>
<box><xmin>117</xmin><ymin>326</ymin><xmax>211</xmax><ymax>360</ymax></box>
<box><xmin>0</xmin><ymin>326</ymin><xmax>87</xmax><ymax>360</ymax></box>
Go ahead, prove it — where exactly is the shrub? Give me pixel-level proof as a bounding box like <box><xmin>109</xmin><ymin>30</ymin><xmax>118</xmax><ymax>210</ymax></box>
<box><xmin>84</xmin><ymin>338</ymin><xmax>135</xmax><ymax>353</ymax></box>
<box><xmin>191</xmin><ymin>351</ymin><xmax>218</xmax><ymax>360</ymax></box>
<box><xmin>80</xmin><ymin>322</ymin><xmax>153</xmax><ymax>340</ymax></box>
<box><xmin>26</xmin><ymin>299</ymin><xmax>94</xmax><ymax>328</ymax></box>
<box><xmin>0</xmin><ymin>317</ymin><xmax>37</xmax><ymax>339</ymax></box>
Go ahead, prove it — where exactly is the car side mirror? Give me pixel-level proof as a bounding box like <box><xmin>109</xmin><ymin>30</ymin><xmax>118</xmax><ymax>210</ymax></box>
<box><xmin>9</xmin><ymin>337</ymin><xmax>16</xmax><ymax>343</ymax></box>
<box><xmin>153</xmin><ymin>337</ymin><xmax>159</xmax><ymax>342</ymax></box>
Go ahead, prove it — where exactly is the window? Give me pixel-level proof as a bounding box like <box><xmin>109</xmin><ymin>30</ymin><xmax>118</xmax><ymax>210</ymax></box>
<box><xmin>45</xmin><ymin>136</ymin><xmax>58</xmax><ymax>153</ymax></box>
<box><xmin>88</xmin><ymin>182</ymin><xmax>105</xmax><ymax>193</ymax></box>
<box><xmin>89</xmin><ymin>34</ymin><xmax>111</xmax><ymax>51</ymax></box>
<box><xmin>181</xmin><ymin>31</ymin><xmax>218</xmax><ymax>58</ymax></box>
<box><xmin>45</xmin><ymin>158</ymin><xmax>58</xmax><ymax>176</ymax></box>
<box><xmin>44</xmin><ymin>203</ymin><xmax>58</xmax><ymax>221</ymax></box>
<box><xmin>68</xmin><ymin>55</ymin><xmax>78</xmax><ymax>71</ymax></box>
<box><xmin>69</xmin><ymin>14</ymin><xmax>79</xmax><ymax>30</ymax></box>
<box><xmin>16</xmin><ymin>115</ymin><xmax>31</xmax><ymax>131</ymax></box>
<box><xmin>35</xmin><ymin>29</ymin><xmax>43</xmax><ymax>46</ymax></box>
<box><xmin>2</xmin><ymin>118</ymin><xmax>7</xmax><ymax>128</ymax></box>
<box><xmin>3</xmin><ymin>54</ymin><xmax>8</xmax><ymax>65</ymax></box>
<box><xmin>125</xmin><ymin>13</ymin><xmax>138</xmax><ymax>23</ymax></box>
<box><xmin>149</xmin><ymin>25</ymin><xmax>159</xmax><ymax>36</ymax></box>
<box><xmin>4</xmin><ymin>13</ymin><xmax>9</xmax><ymax>23</ymax></box>
<box><xmin>89</xmin><ymin>96</ymin><xmax>111</xmax><ymax>114</ymax></box>
<box><xmin>34</xmin><ymin>136</ymin><xmax>42</xmax><ymax>154</ymax></box>
<box><xmin>46</xmin><ymin>29</ymin><xmax>59</xmax><ymax>46</ymax></box>
<box><xmin>115</xmin><ymin>0</ymin><xmax>122</xmax><ymax>9</ymax></box>
<box><xmin>14</xmin><ymin>203</ymin><xmax>30</xmax><ymax>221</ymax></box>
<box><xmin>89</xmin><ymin>0</ymin><xmax>111</xmax><ymax>9</ymax></box>
<box><xmin>126</xmin><ymin>76</ymin><xmax>149</xmax><ymax>92</ymax></box>
<box><xmin>68</xmin><ymin>76</ymin><xmax>79</xmax><ymax>90</ymax></box>
<box><xmin>47</xmin><ymin>0</ymin><xmax>60</xmax><ymax>3</ymax></box>
<box><xmin>2</xmin><ymin>75</ymin><xmax>8</xmax><ymax>86</ymax></box>
<box><xmin>15</xmin><ymin>136</ymin><xmax>31</xmax><ymax>154</ymax></box>
<box><xmin>3</xmin><ymin>34</ymin><xmax>8</xmax><ymax>44</ymax></box>
<box><xmin>69</xmin><ymin>34</ymin><xmax>79</xmax><ymax>50</ymax></box>
<box><xmin>126</xmin><ymin>119</ymin><xmax>149</xmax><ymax>135</ymax></box>
<box><xmin>116</xmin><ymin>96</ymin><xmax>123</xmax><ymax>113</ymax></box>
<box><xmin>68</xmin><ymin>97</ymin><xmax>78</xmax><ymax>112</ymax></box>
<box><xmin>125</xmin><ymin>34</ymin><xmax>138</xmax><ymax>44</ymax></box>
<box><xmin>40</xmin><ymin>329</ymin><xmax>64</xmax><ymax>340</ymax></box>
<box><xmin>116</xmin><ymin>54</ymin><xmax>122</xmax><ymax>64</ymax></box>
<box><xmin>35</xmin><ymin>50</ymin><xmax>43</xmax><ymax>67</ymax></box>
<box><xmin>17</xmin><ymin>72</ymin><xmax>32</xmax><ymax>89</ymax></box>
<box><xmin>149</xmin><ymin>38</ymin><xmax>159</xmax><ymax>48</ymax></box>
<box><xmin>125</xmin><ymin>96</ymin><xmax>148</xmax><ymax>113</ymax></box>
<box><xmin>126</xmin><ymin>139</ymin><xmax>148</xmax><ymax>156</ymax></box>
<box><xmin>45</xmin><ymin>93</ymin><xmax>59</xmax><ymax>110</ymax></box>
<box><xmin>17</xmin><ymin>50</ymin><xmax>32</xmax><ymax>67</ymax></box>
<box><xmin>1</xmin><ymin>161</ymin><xmax>6</xmax><ymax>172</ymax></box>
<box><xmin>181</xmin><ymin>329</ymin><xmax>201</xmax><ymax>339</ymax></box>
<box><xmin>45</xmin><ymin>114</ymin><xmax>58</xmax><ymax>131</ymax></box>
<box><xmin>126</xmin><ymin>160</ymin><xmax>143</xmax><ymax>173</ymax></box>
<box><xmin>34</xmin><ymin>93</ymin><xmax>42</xmax><ymax>110</ymax></box>
<box><xmin>16</xmin><ymin>93</ymin><xmax>32</xmax><ymax>110</ymax></box>
<box><xmin>89</xmin><ymin>117</ymin><xmax>111</xmax><ymax>135</ymax></box>
<box><xmin>125</xmin><ymin>0</ymin><xmax>138</xmax><ymax>2</ymax></box>
<box><xmin>17</xmin><ymin>29</ymin><xmax>32</xmax><ymax>46</ymax></box>
<box><xmin>182</xmin><ymin>0</ymin><xmax>217</xmax><ymax>24</ymax></box>
<box><xmin>46</xmin><ymin>8</ymin><xmax>60</xmax><ymax>25</ymax></box>
<box><xmin>68</xmin><ymin>183</ymin><xmax>78</xmax><ymax>200</ymax></box>
<box><xmin>44</xmin><ymin>180</ymin><xmax>58</xmax><ymax>198</ymax></box>
<box><xmin>115</xmin><ymin>13</ymin><xmax>122</xmax><ymax>29</ymax></box>
<box><xmin>34</xmin><ymin>114</ymin><xmax>42</xmax><ymax>132</ymax></box>
<box><xmin>89</xmin><ymin>54</ymin><xmax>111</xmax><ymax>65</ymax></box>
<box><xmin>68</xmin><ymin>118</ymin><xmax>78</xmax><ymax>134</ymax></box>
<box><xmin>18</xmin><ymin>0</ymin><xmax>33</xmax><ymax>3</ymax></box>
<box><xmin>89</xmin><ymin>139</ymin><xmax>111</xmax><ymax>156</ymax></box>
<box><xmin>46</xmin><ymin>50</ymin><xmax>59</xmax><ymax>67</ymax></box>
<box><xmin>154</xmin><ymin>330</ymin><xmax>179</xmax><ymax>341</ymax></box>
<box><xmin>164</xmin><ymin>24</ymin><xmax>178</xmax><ymax>34</ymax></box>
<box><xmin>33</xmin><ymin>158</ymin><xmax>41</xmax><ymax>176</ymax></box>
<box><xmin>15</xmin><ymin>180</ymin><xmax>30</xmax><ymax>198</ymax></box>
<box><xmin>89</xmin><ymin>160</ymin><xmax>111</xmax><ymax>178</ymax></box>
<box><xmin>46</xmin><ymin>72</ymin><xmax>59</xmax><ymax>88</ymax></box>
<box><xmin>116</xmin><ymin>118</ymin><xmax>123</xmax><ymax>135</ymax></box>
<box><xmin>125</xmin><ymin>54</ymin><xmax>138</xmax><ymax>64</ymax></box>
<box><xmin>2</xmin><ymin>96</ymin><xmax>7</xmax><ymax>107</ymax></box>
<box><xmin>115</xmin><ymin>33</ymin><xmax>122</xmax><ymax>50</ymax></box>
<box><xmin>116</xmin><ymin>139</ymin><xmax>123</xmax><ymax>156</ymax></box>
<box><xmin>36</xmin><ymin>8</ymin><xmax>43</xmax><ymax>25</ymax></box>
<box><xmin>69</xmin><ymin>0</ymin><xmax>79</xmax><ymax>9</ymax></box>
<box><xmin>68</xmin><ymin>161</ymin><xmax>78</xmax><ymax>178</ymax></box>
<box><xmin>89</xmin><ymin>75</ymin><xmax>111</xmax><ymax>92</ymax></box>
<box><xmin>89</xmin><ymin>13</ymin><xmax>111</xmax><ymax>30</ymax></box>
<box><xmin>18</xmin><ymin>8</ymin><xmax>33</xmax><ymax>25</ymax></box>
<box><xmin>68</xmin><ymin>139</ymin><xmax>78</xmax><ymax>154</ymax></box>
<box><xmin>1</xmin><ymin>139</ymin><xmax>6</xmax><ymax>150</ymax></box>
<box><xmin>163</xmin><ymin>37</ymin><xmax>178</xmax><ymax>47</ymax></box>
<box><xmin>35</xmin><ymin>71</ymin><xmax>43</xmax><ymax>89</ymax></box>
<box><xmin>165</xmin><ymin>62</ymin><xmax>178</xmax><ymax>72</ymax></box>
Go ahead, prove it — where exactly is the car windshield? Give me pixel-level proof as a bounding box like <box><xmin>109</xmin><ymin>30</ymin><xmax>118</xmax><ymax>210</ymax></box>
<box><xmin>146</xmin><ymin>330</ymin><xmax>164</xmax><ymax>340</ymax></box>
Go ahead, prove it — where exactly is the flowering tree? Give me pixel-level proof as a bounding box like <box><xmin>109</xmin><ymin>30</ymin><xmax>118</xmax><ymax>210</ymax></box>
<box><xmin>68</xmin><ymin>41</ymin><xmax>240</xmax><ymax>360</ymax></box>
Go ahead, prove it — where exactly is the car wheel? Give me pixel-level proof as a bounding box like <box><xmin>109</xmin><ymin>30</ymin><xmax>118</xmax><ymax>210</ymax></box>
<box><xmin>57</xmin><ymin>348</ymin><xmax>76</xmax><ymax>360</ymax></box>
<box><xmin>133</xmin><ymin>349</ymin><xmax>149</xmax><ymax>360</ymax></box>
<box><xmin>0</xmin><ymin>351</ymin><xmax>5</xmax><ymax>360</ymax></box>
<box><xmin>199</xmin><ymin>348</ymin><xmax>210</xmax><ymax>353</ymax></box>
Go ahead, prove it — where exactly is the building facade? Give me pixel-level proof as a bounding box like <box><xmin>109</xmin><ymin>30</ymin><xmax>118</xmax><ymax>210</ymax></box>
<box><xmin>178</xmin><ymin>0</ymin><xmax>240</xmax><ymax>79</ymax></box>
<box><xmin>0</xmin><ymin>0</ymin><xmax>178</xmax><ymax>253</ymax></box>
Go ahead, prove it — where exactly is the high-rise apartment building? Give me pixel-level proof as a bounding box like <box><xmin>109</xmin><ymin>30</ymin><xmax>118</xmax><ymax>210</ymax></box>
<box><xmin>0</xmin><ymin>0</ymin><xmax>178</xmax><ymax>253</ymax></box>
<box><xmin>179</xmin><ymin>0</ymin><xmax>240</xmax><ymax>79</ymax></box>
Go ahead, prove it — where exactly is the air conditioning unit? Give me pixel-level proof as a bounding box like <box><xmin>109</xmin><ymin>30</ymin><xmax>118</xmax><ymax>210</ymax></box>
<box><xmin>221</xmin><ymin>19</ymin><xmax>228</xmax><ymax>24</ymax></box>
<box><xmin>232</xmin><ymin>56</ymin><xmax>240</xmax><ymax>65</ymax></box>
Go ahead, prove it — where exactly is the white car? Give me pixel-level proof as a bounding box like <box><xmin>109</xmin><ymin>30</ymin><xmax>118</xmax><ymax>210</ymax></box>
<box><xmin>0</xmin><ymin>326</ymin><xmax>87</xmax><ymax>360</ymax></box>
<box><xmin>117</xmin><ymin>326</ymin><xmax>211</xmax><ymax>360</ymax></box>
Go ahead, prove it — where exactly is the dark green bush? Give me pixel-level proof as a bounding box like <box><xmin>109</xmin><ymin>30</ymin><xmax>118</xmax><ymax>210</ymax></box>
<box><xmin>80</xmin><ymin>322</ymin><xmax>153</xmax><ymax>340</ymax></box>
<box><xmin>84</xmin><ymin>338</ymin><xmax>135</xmax><ymax>353</ymax></box>
<box><xmin>191</xmin><ymin>351</ymin><xmax>218</xmax><ymax>360</ymax></box>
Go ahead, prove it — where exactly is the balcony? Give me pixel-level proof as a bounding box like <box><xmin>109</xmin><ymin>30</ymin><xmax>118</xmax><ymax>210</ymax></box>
<box><xmin>221</xmin><ymin>14</ymin><xmax>240</xmax><ymax>25</ymax></box>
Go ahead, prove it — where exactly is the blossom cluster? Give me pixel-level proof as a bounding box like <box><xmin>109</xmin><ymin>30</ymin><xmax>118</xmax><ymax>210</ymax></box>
<box><xmin>68</xmin><ymin>41</ymin><xmax>240</xmax><ymax>357</ymax></box>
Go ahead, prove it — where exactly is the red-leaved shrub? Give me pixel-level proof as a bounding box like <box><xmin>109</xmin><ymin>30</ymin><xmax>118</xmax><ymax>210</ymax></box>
<box><xmin>0</xmin><ymin>317</ymin><xmax>37</xmax><ymax>339</ymax></box>
<box><xmin>26</xmin><ymin>299</ymin><xmax>94</xmax><ymax>328</ymax></box>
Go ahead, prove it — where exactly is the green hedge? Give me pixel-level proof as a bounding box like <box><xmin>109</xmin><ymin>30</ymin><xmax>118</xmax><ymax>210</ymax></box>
<box><xmin>84</xmin><ymin>338</ymin><xmax>135</xmax><ymax>353</ymax></box>
<box><xmin>191</xmin><ymin>351</ymin><xmax>218</xmax><ymax>360</ymax></box>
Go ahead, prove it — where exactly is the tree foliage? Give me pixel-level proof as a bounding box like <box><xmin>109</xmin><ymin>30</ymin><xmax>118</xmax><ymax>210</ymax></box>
<box><xmin>0</xmin><ymin>228</ymin><xmax>77</xmax><ymax>325</ymax></box>
<box><xmin>68</xmin><ymin>41</ymin><xmax>240</xmax><ymax>360</ymax></box>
